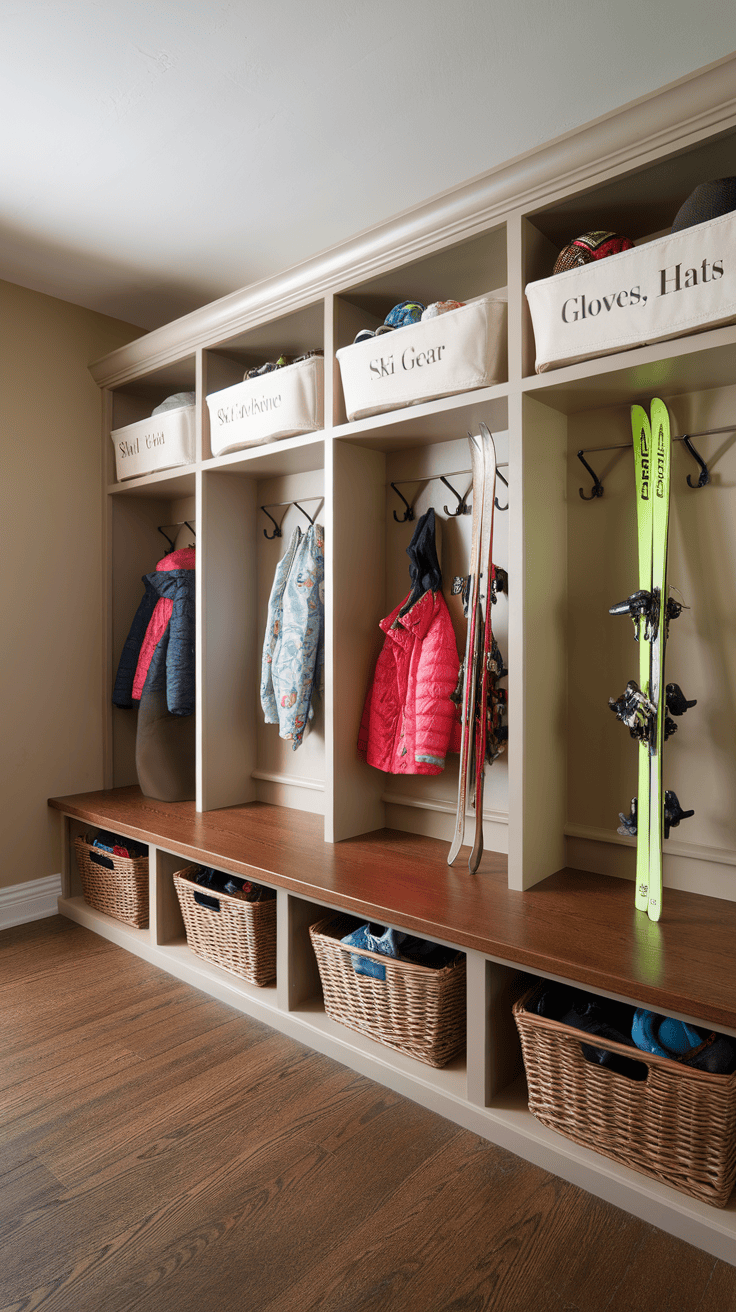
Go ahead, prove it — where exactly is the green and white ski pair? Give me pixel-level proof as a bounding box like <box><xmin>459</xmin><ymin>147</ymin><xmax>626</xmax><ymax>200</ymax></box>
<box><xmin>608</xmin><ymin>399</ymin><xmax>695</xmax><ymax>922</ymax></box>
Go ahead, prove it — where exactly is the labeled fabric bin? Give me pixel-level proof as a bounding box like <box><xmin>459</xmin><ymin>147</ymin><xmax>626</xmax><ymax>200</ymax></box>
<box><xmin>173</xmin><ymin>866</ymin><xmax>276</xmax><ymax>986</ymax></box>
<box><xmin>513</xmin><ymin>985</ymin><xmax>736</xmax><ymax>1207</ymax></box>
<box><xmin>111</xmin><ymin>405</ymin><xmax>196</xmax><ymax>480</ymax></box>
<box><xmin>309</xmin><ymin>913</ymin><xmax>466</xmax><ymax>1067</ymax></box>
<box><xmin>74</xmin><ymin>835</ymin><xmax>149</xmax><ymax>928</ymax></box>
<box><xmin>206</xmin><ymin>354</ymin><xmax>324</xmax><ymax>456</ymax></box>
<box><xmin>526</xmin><ymin>210</ymin><xmax>736</xmax><ymax>372</ymax></box>
<box><xmin>335</xmin><ymin>294</ymin><xmax>507</xmax><ymax>422</ymax></box>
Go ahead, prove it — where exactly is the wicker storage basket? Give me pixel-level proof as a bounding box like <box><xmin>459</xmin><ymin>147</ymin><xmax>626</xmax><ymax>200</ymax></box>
<box><xmin>513</xmin><ymin>985</ymin><xmax>736</xmax><ymax>1207</ymax></box>
<box><xmin>173</xmin><ymin>867</ymin><xmax>276</xmax><ymax>987</ymax></box>
<box><xmin>74</xmin><ymin>836</ymin><xmax>149</xmax><ymax>928</ymax></box>
<box><xmin>309</xmin><ymin>914</ymin><xmax>466</xmax><ymax>1068</ymax></box>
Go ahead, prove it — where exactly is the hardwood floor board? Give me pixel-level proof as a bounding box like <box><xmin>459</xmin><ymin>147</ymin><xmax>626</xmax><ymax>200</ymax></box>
<box><xmin>259</xmin><ymin>1134</ymin><xmax>551</xmax><ymax>1312</ymax></box>
<box><xmin>2</xmin><ymin>1082</ymin><xmax>453</xmax><ymax>1312</ymax></box>
<box><xmin>602</xmin><ymin>1227</ymin><xmax>718</xmax><ymax>1312</ymax></box>
<box><xmin>380</xmin><ymin>1167</ymin><xmax>646</xmax><ymax>1312</ymax></box>
<box><xmin>0</xmin><ymin>990</ymin><xmax>232</xmax><ymax>1092</ymax></box>
<box><xmin>0</xmin><ymin>961</ymin><xmax>188</xmax><ymax>1058</ymax></box>
<box><xmin>6</xmin><ymin>1018</ymin><xmax>279</xmax><ymax>1169</ymax></box>
<box><xmin>89</xmin><ymin>1098</ymin><xmax>462</xmax><ymax>1312</ymax></box>
<box><xmin>693</xmin><ymin>1261</ymin><xmax>736</xmax><ymax>1311</ymax></box>
<box><xmin>0</xmin><ymin>1157</ymin><xmax>62</xmax><ymax>1231</ymax></box>
<box><xmin>0</xmin><ymin>918</ymin><xmax>114</xmax><ymax>983</ymax></box>
<box><xmin>42</xmin><ymin>1029</ymin><xmax>340</xmax><ymax>1187</ymax></box>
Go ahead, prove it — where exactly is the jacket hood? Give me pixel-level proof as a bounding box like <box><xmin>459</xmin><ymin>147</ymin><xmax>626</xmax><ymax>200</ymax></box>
<box><xmin>401</xmin><ymin>508</ymin><xmax>441</xmax><ymax>614</ymax></box>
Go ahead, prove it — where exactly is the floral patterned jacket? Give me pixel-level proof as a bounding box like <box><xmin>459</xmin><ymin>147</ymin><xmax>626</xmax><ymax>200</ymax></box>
<box><xmin>260</xmin><ymin>523</ymin><xmax>324</xmax><ymax>749</ymax></box>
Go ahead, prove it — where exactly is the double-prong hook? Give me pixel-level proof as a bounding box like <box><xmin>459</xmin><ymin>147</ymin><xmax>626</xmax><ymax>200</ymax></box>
<box><xmin>390</xmin><ymin>483</ymin><xmax>415</xmax><ymax>523</ymax></box>
<box><xmin>440</xmin><ymin>476</ymin><xmax>471</xmax><ymax>516</ymax></box>
<box><xmin>683</xmin><ymin>435</ymin><xmax>711</xmax><ymax>488</ymax></box>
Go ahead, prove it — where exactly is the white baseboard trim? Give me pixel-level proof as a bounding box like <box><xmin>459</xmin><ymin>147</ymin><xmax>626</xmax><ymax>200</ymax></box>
<box><xmin>565</xmin><ymin>822</ymin><xmax>736</xmax><ymax>868</ymax></box>
<box><xmin>0</xmin><ymin>874</ymin><xmax>63</xmax><ymax>930</ymax></box>
<box><xmin>251</xmin><ymin>770</ymin><xmax>324</xmax><ymax>792</ymax></box>
<box><xmin>381</xmin><ymin>791</ymin><xmax>508</xmax><ymax>824</ymax></box>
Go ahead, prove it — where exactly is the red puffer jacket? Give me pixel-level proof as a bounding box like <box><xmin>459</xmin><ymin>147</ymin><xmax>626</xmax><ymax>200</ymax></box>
<box><xmin>358</xmin><ymin>588</ymin><xmax>461</xmax><ymax>775</ymax></box>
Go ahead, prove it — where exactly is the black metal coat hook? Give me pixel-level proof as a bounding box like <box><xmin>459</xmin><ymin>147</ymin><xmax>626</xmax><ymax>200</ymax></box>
<box><xmin>157</xmin><ymin>520</ymin><xmax>197</xmax><ymax>552</ymax></box>
<box><xmin>577</xmin><ymin>450</ymin><xmax>605</xmax><ymax>500</ymax></box>
<box><xmin>495</xmin><ymin>469</ymin><xmax>509</xmax><ymax>512</ymax></box>
<box><xmin>390</xmin><ymin>483</ymin><xmax>415</xmax><ymax>523</ymax></box>
<box><xmin>293</xmin><ymin>501</ymin><xmax>318</xmax><ymax>526</ymax></box>
<box><xmin>682</xmin><ymin>435</ymin><xmax>711</xmax><ymax>488</ymax></box>
<box><xmin>440</xmin><ymin>476</ymin><xmax>471</xmax><ymax>516</ymax></box>
<box><xmin>261</xmin><ymin>507</ymin><xmax>283</xmax><ymax>540</ymax></box>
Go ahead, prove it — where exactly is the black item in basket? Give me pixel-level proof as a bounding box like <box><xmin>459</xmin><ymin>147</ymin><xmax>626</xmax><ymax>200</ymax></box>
<box><xmin>530</xmin><ymin>981</ymin><xmax>647</xmax><ymax>1081</ymax></box>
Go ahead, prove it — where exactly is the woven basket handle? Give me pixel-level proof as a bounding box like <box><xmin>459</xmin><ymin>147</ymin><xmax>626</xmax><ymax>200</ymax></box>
<box><xmin>193</xmin><ymin>891</ymin><xmax>221</xmax><ymax>913</ymax></box>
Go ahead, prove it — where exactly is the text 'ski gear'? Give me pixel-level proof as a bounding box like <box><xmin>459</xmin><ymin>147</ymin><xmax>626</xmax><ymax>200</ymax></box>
<box><xmin>358</xmin><ymin>507</ymin><xmax>461</xmax><ymax>775</ymax></box>
<box><xmin>261</xmin><ymin>523</ymin><xmax>325</xmax><ymax>749</ymax></box>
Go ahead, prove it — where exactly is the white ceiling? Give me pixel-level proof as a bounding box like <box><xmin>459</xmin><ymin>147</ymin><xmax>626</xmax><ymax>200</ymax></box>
<box><xmin>3</xmin><ymin>3</ymin><xmax>736</xmax><ymax>330</ymax></box>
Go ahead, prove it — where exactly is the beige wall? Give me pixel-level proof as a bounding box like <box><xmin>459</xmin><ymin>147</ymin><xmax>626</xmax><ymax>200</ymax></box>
<box><xmin>0</xmin><ymin>280</ymin><xmax>142</xmax><ymax>890</ymax></box>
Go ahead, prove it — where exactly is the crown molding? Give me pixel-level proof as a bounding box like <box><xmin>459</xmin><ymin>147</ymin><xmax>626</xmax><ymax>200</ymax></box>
<box><xmin>90</xmin><ymin>53</ymin><xmax>736</xmax><ymax>389</ymax></box>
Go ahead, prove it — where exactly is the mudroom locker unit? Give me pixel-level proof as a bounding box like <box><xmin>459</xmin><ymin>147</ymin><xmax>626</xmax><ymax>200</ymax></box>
<box><xmin>50</xmin><ymin>55</ymin><xmax>736</xmax><ymax>1261</ymax></box>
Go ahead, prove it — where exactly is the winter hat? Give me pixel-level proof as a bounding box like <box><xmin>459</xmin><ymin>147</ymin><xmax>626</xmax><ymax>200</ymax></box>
<box><xmin>151</xmin><ymin>391</ymin><xmax>195</xmax><ymax>415</ymax></box>
<box><xmin>671</xmin><ymin>177</ymin><xmax>736</xmax><ymax>233</ymax></box>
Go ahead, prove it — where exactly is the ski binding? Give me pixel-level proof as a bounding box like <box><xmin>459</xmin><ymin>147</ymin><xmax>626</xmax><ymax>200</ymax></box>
<box><xmin>663</xmin><ymin>790</ymin><xmax>695</xmax><ymax>839</ymax></box>
<box><xmin>609</xmin><ymin>680</ymin><xmax>657</xmax><ymax>742</ymax></box>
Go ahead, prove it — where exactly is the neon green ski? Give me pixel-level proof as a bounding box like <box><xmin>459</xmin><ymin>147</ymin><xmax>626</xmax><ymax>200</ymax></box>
<box><xmin>632</xmin><ymin>404</ymin><xmax>653</xmax><ymax>913</ymax></box>
<box><xmin>647</xmin><ymin>398</ymin><xmax>672</xmax><ymax>922</ymax></box>
<box><xmin>610</xmin><ymin>399</ymin><xmax>695</xmax><ymax>921</ymax></box>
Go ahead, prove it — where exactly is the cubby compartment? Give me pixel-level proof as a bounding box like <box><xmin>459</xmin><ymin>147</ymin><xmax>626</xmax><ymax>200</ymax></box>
<box><xmin>108</xmin><ymin>481</ymin><xmax>196</xmax><ymax>794</ymax></box>
<box><xmin>331</xmin><ymin>403</ymin><xmax>509</xmax><ymax>849</ymax></box>
<box><xmin>517</xmin><ymin>375</ymin><xmax>736</xmax><ymax>903</ymax></box>
<box><xmin>199</xmin><ymin>441</ymin><xmax>325</xmax><ymax>815</ymax></box>
<box><xmin>107</xmin><ymin>357</ymin><xmax>197</xmax><ymax>483</ymax></box>
<box><xmin>202</xmin><ymin>302</ymin><xmax>326</xmax><ymax>460</ymax></box>
<box><xmin>520</xmin><ymin>121</ymin><xmax>736</xmax><ymax>378</ymax></box>
<box><xmin>332</xmin><ymin>226</ymin><xmax>508</xmax><ymax>424</ymax></box>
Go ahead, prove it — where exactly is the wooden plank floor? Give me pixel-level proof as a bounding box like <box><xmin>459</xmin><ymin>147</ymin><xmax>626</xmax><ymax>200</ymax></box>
<box><xmin>1</xmin><ymin>919</ymin><xmax>735</xmax><ymax>1312</ymax></box>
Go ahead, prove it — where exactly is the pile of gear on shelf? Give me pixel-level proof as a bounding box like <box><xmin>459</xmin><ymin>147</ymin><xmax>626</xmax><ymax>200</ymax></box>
<box><xmin>243</xmin><ymin>348</ymin><xmax>322</xmax><ymax>379</ymax></box>
<box><xmin>186</xmin><ymin>866</ymin><xmax>275</xmax><ymax>902</ymax></box>
<box><xmin>531</xmin><ymin>980</ymin><xmax>736</xmax><ymax>1077</ymax></box>
<box><xmin>341</xmin><ymin>921</ymin><xmax>459</xmax><ymax>980</ymax></box>
<box><xmin>352</xmin><ymin>298</ymin><xmax>464</xmax><ymax>345</ymax></box>
<box><xmin>90</xmin><ymin>830</ymin><xmax>148</xmax><ymax>860</ymax></box>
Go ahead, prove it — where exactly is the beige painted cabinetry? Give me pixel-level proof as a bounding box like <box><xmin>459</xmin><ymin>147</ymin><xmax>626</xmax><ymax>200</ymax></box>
<box><xmin>51</xmin><ymin>56</ymin><xmax>736</xmax><ymax>1261</ymax></box>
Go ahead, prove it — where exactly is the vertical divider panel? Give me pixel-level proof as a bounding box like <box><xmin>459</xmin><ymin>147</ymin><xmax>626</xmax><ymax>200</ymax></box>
<box><xmin>276</xmin><ymin>892</ymin><xmax>324</xmax><ymax>1011</ymax></box>
<box><xmin>323</xmin><ymin>434</ymin><xmax>336</xmax><ymax>841</ymax></box>
<box><xmin>59</xmin><ymin>814</ymin><xmax>72</xmax><ymax>899</ymax></box>
<box><xmin>465</xmin><ymin>949</ymin><xmax>490</xmax><ymax>1106</ymax></box>
<box><xmin>505</xmin><ymin>214</ymin><xmax>523</xmax><ymax>386</ymax></box>
<box><xmin>199</xmin><ymin>468</ymin><xmax>258</xmax><ymax>812</ymax></box>
<box><xmin>508</xmin><ymin>393</ymin><xmax>568</xmax><ymax>889</ymax></box>
<box><xmin>520</xmin><ymin>217</ymin><xmax>559</xmax><ymax>378</ymax></box>
<box><xmin>150</xmin><ymin>848</ymin><xmax>187</xmax><ymax>945</ymax></box>
<box><xmin>102</xmin><ymin>388</ymin><xmax>114</xmax><ymax>788</ymax></box>
<box><xmin>330</xmin><ymin>440</ymin><xmax>386</xmax><ymax>841</ymax></box>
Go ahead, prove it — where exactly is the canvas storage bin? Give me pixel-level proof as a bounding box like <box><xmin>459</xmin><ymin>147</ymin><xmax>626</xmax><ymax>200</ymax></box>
<box><xmin>206</xmin><ymin>354</ymin><xmax>324</xmax><ymax>456</ymax></box>
<box><xmin>335</xmin><ymin>294</ymin><xmax>507</xmax><ymax>422</ymax></box>
<box><xmin>513</xmin><ymin>985</ymin><xmax>736</xmax><ymax>1207</ymax></box>
<box><xmin>173</xmin><ymin>866</ymin><xmax>276</xmax><ymax>986</ymax></box>
<box><xmin>526</xmin><ymin>211</ymin><xmax>736</xmax><ymax>372</ymax></box>
<box><xmin>309</xmin><ymin>913</ymin><xmax>466</xmax><ymax>1068</ymax></box>
<box><xmin>111</xmin><ymin>405</ymin><xmax>196</xmax><ymax>481</ymax></box>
